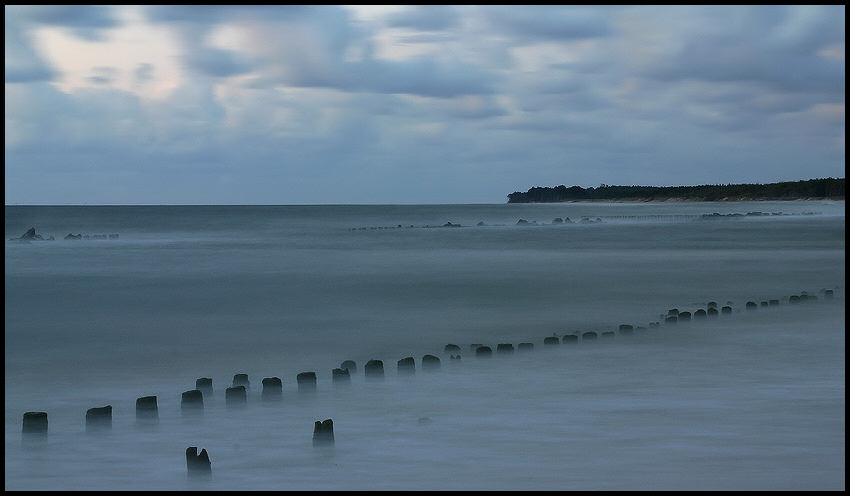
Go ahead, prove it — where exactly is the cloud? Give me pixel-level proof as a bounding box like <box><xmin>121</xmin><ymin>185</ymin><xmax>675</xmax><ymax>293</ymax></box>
<box><xmin>3</xmin><ymin>59</ymin><xmax>54</xmax><ymax>83</ymax></box>
<box><xmin>86</xmin><ymin>66</ymin><xmax>118</xmax><ymax>85</ymax></box>
<box><xmin>347</xmin><ymin>54</ymin><xmax>497</xmax><ymax>97</ymax></box>
<box><xmin>186</xmin><ymin>46</ymin><xmax>256</xmax><ymax>78</ymax></box>
<box><xmin>134</xmin><ymin>63</ymin><xmax>154</xmax><ymax>82</ymax></box>
<box><xmin>13</xmin><ymin>5</ymin><xmax>121</xmax><ymax>40</ymax></box>
<box><xmin>443</xmin><ymin>95</ymin><xmax>507</xmax><ymax>119</ymax></box>
<box><xmin>385</xmin><ymin>5</ymin><xmax>461</xmax><ymax>31</ymax></box>
<box><xmin>4</xmin><ymin>10</ymin><xmax>57</xmax><ymax>83</ymax></box>
<box><xmin>148</xmin><ymin>5</ymin><xmax>497</xmax><ymax>96</ymax></box>
<box><xmin>635</xmin><ymin>5</ymin><xmax>845</xmax><ymax>94</ymax></box>
<box><xmin>145</xmin><ymin>5</ymin><xmax>313</xmax><ymax>25</ymax></box>
<box><xmin>483</xmin><ymin>6</ymin><xmax>616</xmax><ymax>42</ymax></box>
<box><xmin>144</xmin><ymin>6</ymin><xmax>351</xmax><ymax>82</ymax></box>
<box><xmin>239</xmin><ymin>8</ymin><xmax>497</xmax><ymax>98</ymax></box>
<box><xmin>5</xmin><ymin>5</ymin><xmax>124</xmax><ymax>83</ymax></box>
<box><xmin>4</xmin><ymin>6</ymin><xmax>845</xmax><ymax>204</ymax></box>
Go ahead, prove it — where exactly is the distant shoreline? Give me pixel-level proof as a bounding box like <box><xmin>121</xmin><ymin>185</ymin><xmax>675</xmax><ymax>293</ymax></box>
<box><xmin>507</xmin><ymin>178</ymin><xmax>845</xmax><ymax>203</ymax></box>
<box><xmin>518</xmin><ymin>197</ymin><xmax>845</xmax><ymax>203</ymax></box>
<box><xmin>3</xmin><ymin>198</ymin><xmax>845</xmax><ymax>208</ymax></box>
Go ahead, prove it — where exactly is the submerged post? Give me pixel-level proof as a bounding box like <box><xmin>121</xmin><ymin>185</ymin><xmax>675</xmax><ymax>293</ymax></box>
<box><xmin>262</xmin><ymin>377</ymin><xmax>283</xmax><ymax>401</ymax></box>
<box><xmin>181</xmin><ymin>389</ymin><xmax>204</xmax><ymax>416</ymax></box>
<box><xmin>332</xmin><ymin>368</ymin><xmax>351</xmax><ymax>386</ymax></box>
<box><xmin>496</xmin><ymin>343</ymin><xmax>515</xmax><ymax>354</ymax></box>
<box><xmin>397</xmin><ymin>356</ymin><xmax>415</xmax><ymax>374</ymax></box>
<box><xmin>232</xmin><ymin>374</ymin><xmax>250</xmax><ymax>391</ymax></box>
<box><xmin>186</xmin><ymin>447</ymin><xmax>211</xmax><ymax>477</ymax></box>
<box><xmin>422</xmin><ymin>354</ymin><xmax>441</xmax><ymax>370</ymax></box>
<box><xmin>225</xmin><ymin>386</ymin><xmax>247</xmax><ymax>407</ymax></box>
<box><xmin>85</xmin><ymin>405</ymin><xmax>112</xmax><ymax>432</ymax></box>
<box><xmin>195</xmin><ymin>378</ymin><xmax>213</xmax><ymax>398</ymax></box>
<box><xmin>313</xmin><ymin>419</ymin><xmax>334</xmax><ymax>447</ymax></box>
<box><xmin>364</xmin><ymin>359</ymin><xmax>384</xmax><ymax>380</ymax></box>
<box><xmin>22</xmin><ymin>411</ymin><xmax>48</xmax><ymax>435</ymax></box>
<box><xmin>136</xmin><ymin>396</ymin><xmax>159</xmax><ymax>424</ymax></box>
<box><xmin>297</xmin><ymin>372</ymin><xmax>318</xmax><ymax>392</ymax></box>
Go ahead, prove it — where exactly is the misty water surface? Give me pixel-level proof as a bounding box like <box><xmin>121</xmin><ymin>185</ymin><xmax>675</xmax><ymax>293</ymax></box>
<box><xmin>5</xmin><ymin>202</ymin><xmax>845</xmax><ymax>490</ymax></box>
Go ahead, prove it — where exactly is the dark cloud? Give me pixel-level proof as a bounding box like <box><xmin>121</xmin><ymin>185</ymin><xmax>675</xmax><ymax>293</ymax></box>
<box><xmin>279</xmin><ymin>54</ymin><xmax>497</xmax><ymax>98</ymax></box>
<box><xmin>145</xmin><ymin>5</ymin><xmax>319</xmax><ymax>26</ymax></box>
<box><xmin>641</xmin><ymin>5</ymin><xmax>845</xmax><ymax>94</ymax></box>
<box><xmin>386</xmin><ymin>6</ymin><xmax>461</xmax><ymax>31</ymax></box>
<box><xmin>681</xmin><ymin>80</ymin><xmax>837</xmax><ymax>116</ymax></box>
<box><xmin>352</xmin><ymin>55</ymin><xmax>497</xmax><ymax>98</ymax></box>
<box><xmin>4</xmin><ymin>55</ymin><xmax>56</xmax><ymax>83</ymax></box>
<box><xmin>4</xmin><ymin>5</ymin><xmax>121</xmax><ymax>83</ymax></box>
<box><xmin>394</xmin><ymin>33</ymin><xmax>457</xmax><ymax>45</ymax></box>
<box><xmin>86</xmin><ymin>76</ymin><xmax>111</xmax><ymax>85</ymax></box>
<box><xmin>134</xmin><ymin>63</ymin><xmax>154</xmax><ymax>82</ymax></box>
<box><xmin>4</xmin><ymin>64</ymin><xmax>54</xmax><ymax>83</ymax></box>
<box><xmin>482</xmin><ymin>6</ymin><xmax>615</xmax><ymax>41</ymax></box>
<box><xmin>145</xmin><ymin>5</ymin><xmax>236</xmax><ymax>24</ymax></box>
<box><xmin>186</xmin><ymin>47</ymin><xmax>256</xmax><ymax>78</ymax></box>
<box><xmin>4</xmin><ymin>12</ymin><xmax>56</xmax><ymax>83</ymax></box>
<box><xmin>87</xmin><ymin>66</ymin><xmax>118</xmax><ymax>85</ymax></box>
<box><xmin>15</xmin><ymin>5</ymin><xmax>121</xmax><ymax>40</ymax></box>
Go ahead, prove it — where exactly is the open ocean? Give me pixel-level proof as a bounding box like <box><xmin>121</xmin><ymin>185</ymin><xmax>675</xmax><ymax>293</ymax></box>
<box><xmin>4</xmin><ymin>201</ymin><xmax>845</xmax><ymax>491</ymax></box>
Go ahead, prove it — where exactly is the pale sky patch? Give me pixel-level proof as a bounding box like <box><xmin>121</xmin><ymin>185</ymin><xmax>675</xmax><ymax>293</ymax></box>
<box><xmin>29</xmin><ymin>9</ymin><xmax>182</xmax><ymax>100</ymax></box>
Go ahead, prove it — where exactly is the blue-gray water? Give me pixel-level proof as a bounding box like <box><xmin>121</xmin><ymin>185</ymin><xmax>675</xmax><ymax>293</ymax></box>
<box><xmin>5</xmin><ymin>202</ymin><xmax>845</xmax><ymax>490</ymax></box>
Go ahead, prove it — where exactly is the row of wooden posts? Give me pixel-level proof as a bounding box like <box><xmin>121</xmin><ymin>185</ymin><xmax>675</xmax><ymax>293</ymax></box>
<box><xmin>20</xmin><ymin>288</ymin><xmax>835</xmax><ymax>477</ymax></box>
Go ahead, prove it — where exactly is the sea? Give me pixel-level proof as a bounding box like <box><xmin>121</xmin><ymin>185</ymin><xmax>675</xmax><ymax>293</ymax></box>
<box><xmin>4</xmin><ymin>201</ymin><xmax>845</xmax><ymax>491</ymax></box>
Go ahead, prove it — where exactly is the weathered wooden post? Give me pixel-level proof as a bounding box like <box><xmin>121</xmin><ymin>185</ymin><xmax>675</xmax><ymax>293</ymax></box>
<box><xmin>136</xmin><ymin>396</ymin><xmax>159</xmax><ymax>424</ymax></box>
<box><xmin>226</xmin><ymin>385</ymin><xmax>247</xmax><ymax>408</ymax></box>
<box><xmin>297</xmin><ymin>371</ymin><xmax>317</xmax><ymax>392</ymax></box>
<box><xmin>22</xmin><ymin>411</ymin><xmax>48</xmax><ymax>435</ymax></box>
<box><xmin>262</xmin><ymin>377</ymin><xmax>283</xmax><ymax>401</ymax></box>
<box><xmin>186</xmin><ymin>446</ymin><xmax>211</xmax><ymax>477</ymax></box>
<box><xmin>313</xmin><ymin>419</ymin><xmax>334</xmax><ymax>447</ymax></box>
<box><xmin>86</xmin><ymin>405</ymin><xmax>112</xmax><ymax>432</ymax></box>
<box><xmin>181</xmin><ymin>390</ymin><xmax>204</xmax><ymax>416</ymax></box>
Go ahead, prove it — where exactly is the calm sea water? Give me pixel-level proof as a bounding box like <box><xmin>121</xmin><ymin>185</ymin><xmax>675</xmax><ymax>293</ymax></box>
<box><xmin>5</xmin><ymin>202</ymin><xmax>845</xmax><ymax>490</ymax></box>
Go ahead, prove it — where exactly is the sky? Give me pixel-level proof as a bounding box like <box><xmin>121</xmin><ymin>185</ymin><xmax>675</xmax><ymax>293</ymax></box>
<box><xmin>4</xmin><ymin>5</ymin><xmax>845</xmax><ymax>205</ymax></box>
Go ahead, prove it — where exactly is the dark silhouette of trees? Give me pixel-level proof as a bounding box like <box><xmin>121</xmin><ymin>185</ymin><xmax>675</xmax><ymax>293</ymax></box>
<box><xmin>507</xmin><ymin>178</ymin><xmax>844</xmax><ymax>203</ymax></box>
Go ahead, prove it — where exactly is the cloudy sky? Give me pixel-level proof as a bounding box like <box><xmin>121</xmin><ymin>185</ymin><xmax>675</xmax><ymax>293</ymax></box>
<box><xmin>5</xmin><ymin>5</ymin><xmax>845</xmax><ymax>204</ymax></box>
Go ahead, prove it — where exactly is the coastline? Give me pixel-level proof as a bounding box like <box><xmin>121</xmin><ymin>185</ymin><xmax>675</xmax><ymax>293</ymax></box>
<box><xmin>511</xmin><ymin>197</ymin><xmax>845</xmax><ymax>203</ymax></box>
<box><xmin>506</xmin><ymin>179</ymin><xmax>846</xmax><ymax>204</ymax></box>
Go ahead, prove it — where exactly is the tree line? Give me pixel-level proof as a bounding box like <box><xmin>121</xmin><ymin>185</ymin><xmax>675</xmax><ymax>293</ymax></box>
<box><xmin>507</xmin><ymin>178</ymin><xmax>845</xmax><ymax>203</ymax></box>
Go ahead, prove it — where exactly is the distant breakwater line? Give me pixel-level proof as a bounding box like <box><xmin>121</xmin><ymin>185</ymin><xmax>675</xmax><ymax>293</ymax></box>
<box><xmin>8</xmin><ymin>227</ymin><xmax>118</xmax><ymax>243</ymax></box>
<box><xmin>5</xmin><ymin>208</ymin><xmax>827</xmax><ymax>243</ymax></box>
<box><xmin>349</xmin><ymin>210</ymin><xmax>823</xmax><ymax>231</ymax></box>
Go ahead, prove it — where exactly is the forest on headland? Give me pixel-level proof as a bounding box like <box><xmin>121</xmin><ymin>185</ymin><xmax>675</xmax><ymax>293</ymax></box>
<box><xmin>507</xmin><ymin>178</ymin><xmax>845</xmax><ymax>203</ymax></box>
